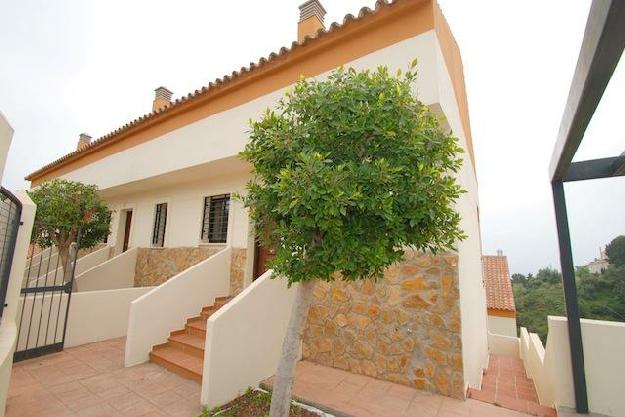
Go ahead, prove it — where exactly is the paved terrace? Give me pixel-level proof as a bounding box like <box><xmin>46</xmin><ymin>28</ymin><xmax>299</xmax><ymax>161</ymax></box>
<box><xmin>6</xmin><ymin>338</ymin><xmax>202</xmax><ymax>417</ymax></box>
<box><xmin>264</xmin><ymin>360</ymin><xmax>538</xmax><ymax>417</ymax></box>
<box><xmin>7</xmin><ymin>337</ymin><xmax>541</xmax><ymax>417</ymax></box>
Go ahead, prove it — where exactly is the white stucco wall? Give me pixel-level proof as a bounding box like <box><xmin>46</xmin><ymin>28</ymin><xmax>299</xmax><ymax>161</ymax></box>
<box><xmin>74</xmin><ymin>247</ymin><xmax>137</xmax><ymax>291</ymax></box>
<box><xmin>106</xmin><ymin>173</ymin><xmax>250</xmax><ymax>251</ymax></box>
<box><xmin>488</xmin><ymin>314</ymin><xmax>517</xmax><ymax>337</ymax></box>
<box><xmin>487</xmin><ymin>331</ymin><xmax>520</xmax><ymax>357</ymax></box>
<box><xmin>0</xmin><ymin>191</ymin><xmax>36</xmax><ymax>417</ymax></box>
<box><xmin>430</xmin><ymin>37</ymin><xmax>488</xmax><ymax>391</ymax></box>
<box><xmin>546</xmin><ymin>317</ymin><xmax>625</xmax><ymax>417</ymax></box>
<box><xmin>202</xmin><ymin>270</ymin><xmax>298</xmax><ymax>407</ymax></box>
<box><xmin>65</xmin><ymin>287</ymin><xmax>153</xmax><ymax>348</ymax></box>
<box><xmin>0</xmin><ymin>112</ymin><xmax>13</xmax><ymax>182</ymax></box>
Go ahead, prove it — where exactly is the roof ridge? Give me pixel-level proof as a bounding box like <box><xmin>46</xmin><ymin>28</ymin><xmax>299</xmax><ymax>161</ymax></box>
<box><xmin>26</xmin><ymin>0</ymin><xmax>407</xmax><ymax>181</ymax></box>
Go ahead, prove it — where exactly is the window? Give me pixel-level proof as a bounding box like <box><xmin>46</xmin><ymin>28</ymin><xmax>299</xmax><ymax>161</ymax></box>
<box><xmin>201</xmin><ymin>194</ymin><xmax>230</xmax><ymax>243</ymax></box>
<box><xmin>152</xmin><ymin>203</ymin><xmax>167</xmax><ymax>247</ymax></box>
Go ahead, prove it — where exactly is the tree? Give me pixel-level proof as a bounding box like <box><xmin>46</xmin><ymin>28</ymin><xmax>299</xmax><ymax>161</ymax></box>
<box><xmin>28</xmin><ymin>179</ymin><xmax>111</xmax><ymax>279</ymax></box>
<box><xmin>240</xmin><ymin>62</ymin><xmax>466</xmax><ymax>417</ymax></box>
<box><xmin>511</xmin><ymin>273</ymin><xmax>527</xmax><ymax>285</ymax></box>
<box><xmin>606</xmin><ymin>235</ymin><xmax>625</xmax><ymax>268</ymax></box>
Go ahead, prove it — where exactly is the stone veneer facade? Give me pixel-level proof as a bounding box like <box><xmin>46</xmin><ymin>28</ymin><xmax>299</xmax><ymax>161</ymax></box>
<box><xmin>302</xmin><ymin>250</ymin><xmax>464</xmax><ymax>399</ymax></box>
<box><xmin>134</xmin><ymin>246</ymin><xmax>225</xmax><ymax>287</ymax></box>
<box><xmin>229</xmin><ymin>248</ymin><xmax>247</xmax><ymax>296</ymax></box>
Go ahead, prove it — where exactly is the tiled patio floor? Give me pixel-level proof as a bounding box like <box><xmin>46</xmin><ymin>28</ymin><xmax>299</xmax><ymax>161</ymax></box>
<box><xmin>264</xmin><ymin>360</ymin><xmax>534</xmax><ymax>417</ymax></box>
<box><xmin>468</xmin><ymin>355</ymin><xmax>556</xmax><ymax>417</ymax></box>
<box><xmin>6</xmin><ymin>338</ymin><xmax>202</xmax><ymax>417</ymax></box>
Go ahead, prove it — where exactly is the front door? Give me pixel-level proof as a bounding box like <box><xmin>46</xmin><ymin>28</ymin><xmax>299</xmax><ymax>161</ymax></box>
<box><xmin>122</xmin><ymin>210</ymin><xmax>132</xmax><ymax>252</ymax></box>
<box><xmin>253</xmin><ymin>240</ymin><xmax>276</xmax><ymax>280</ymax></box>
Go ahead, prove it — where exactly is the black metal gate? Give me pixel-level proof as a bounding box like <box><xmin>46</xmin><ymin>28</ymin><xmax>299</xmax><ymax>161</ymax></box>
<box><xmin>14</xmin><ymin>223</ymin><xmax>81</xmax><ymax>361</ymax></box>
<box><xmin>0</xmin><ymin>187</ymin><xmax>23</xmax><ymax>319</ymax></box>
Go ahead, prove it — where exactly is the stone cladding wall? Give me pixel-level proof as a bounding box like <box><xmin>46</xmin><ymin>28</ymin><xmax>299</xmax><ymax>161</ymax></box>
<box><xmin>134</xmin><ymin>246</ymin><xmax>225</xmax><ymax>287</ymax></box>
<box><xmin>302</xmin><ymin>250</ymin><xmax>464</xmax><ymax>398</ymax></box>
<box><xmin>229</xmin><ymin>248</ymin><xmax>247</xmax><ymax>295</ymax></box>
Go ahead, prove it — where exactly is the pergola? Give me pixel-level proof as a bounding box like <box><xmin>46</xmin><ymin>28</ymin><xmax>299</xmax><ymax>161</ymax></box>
<box><xmin>549</xmin><ymin>0</ymin><xmax>625</xmax><ymax>413</ymax></box>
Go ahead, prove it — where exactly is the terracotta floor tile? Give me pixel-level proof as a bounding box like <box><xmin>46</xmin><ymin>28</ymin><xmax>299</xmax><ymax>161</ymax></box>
<box><xmin>80</xmin><ymin>374</ymin><xmax>120</xmax><ymax>393</ymax></box>
<box><xmin>97</xmin><ymin>385</ymin><xmax>132</xmax><ymax>400</ymax></box>
<box><xmin>75</xmin><ymin>403</ymin><xmax>120</xmax><ymax>417</ymax></box>
<box><xmin>496</xmin><ymin>395</ymin><xmax>528</xmax><ymax>414</ymax></box>
<box><xmin>119</xmin><ymin>398</ymin><xmax>160</xmax><ymax>417</ymax></box>
<box><xmin>62</xmin><ymin>392</ymin><xmax>108</xmax><ymax>412</ymax></box>
<box><xmin>143</xmin><ymin>389</ymin><xmax>185</xmax><ymax>407</ymax></box>
<box><xmin>468</xmin><ymin>388</ymin><xmax>495</xmax><ymax>404</ymax></box>
<box><xmin>107</xmin><ymin>392</ymin><xmax>145</xmax><ymax>412</ymax></box>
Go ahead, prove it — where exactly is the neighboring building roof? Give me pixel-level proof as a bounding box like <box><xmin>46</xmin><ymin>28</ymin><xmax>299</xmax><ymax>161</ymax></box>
<box><xmin>26</xmin><ymin>0</ymin><xmax>474</xmax><ymax>185</ymax></box>
<box><xmin>482</xmin><ymin>254</ymin><xmax>516</xmax><ymax>312</ymax></box>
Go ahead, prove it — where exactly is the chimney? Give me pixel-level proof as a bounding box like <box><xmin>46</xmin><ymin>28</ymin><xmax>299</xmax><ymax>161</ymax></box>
<box><xmin>152</xmin><ymin>86</ymin><xmax>173</xmax><ymax>111</ymax></box>
<box><xmin>298</xmin><ymin>0</ymin><xmax>326</xmax><ymax>43</ymax></box>
<box><xmin>77</xmin><ymin>133</ymin><xmax>92</xmax><ymax>151</ymax></box>
<box><xmin>496</xmin><ymin>249</ymin><xmax>504</xmax><ymax>256</ymax></box>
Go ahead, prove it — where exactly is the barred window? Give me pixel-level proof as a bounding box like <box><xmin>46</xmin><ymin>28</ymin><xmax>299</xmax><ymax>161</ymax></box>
<box><xmin>201</xmin><ymin>194</ymin><xmax>230</xmax><ymax>243</ymax></box>
<box><xmin>152</xmin><ymin>203</ymin><xmax>167</xmax><ymax>247</ymax></box>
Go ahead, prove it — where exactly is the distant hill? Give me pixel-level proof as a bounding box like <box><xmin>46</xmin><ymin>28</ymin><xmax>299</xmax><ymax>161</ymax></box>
<box><xmin>511</xmin><ymin>263</ymin><xmax>625</xmax><ymax>342</ymax></box>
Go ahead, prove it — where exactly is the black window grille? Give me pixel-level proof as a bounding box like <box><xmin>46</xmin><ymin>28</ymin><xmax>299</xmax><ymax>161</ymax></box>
<box><xmin>201</xmin><ymin>194</ymin><xmax>230</xmax><ymax>243</ymax></box>
<box><xmin>152</xmin><ymin>203</ymin><xmax>167</xmax><ymax>247</ymax></box>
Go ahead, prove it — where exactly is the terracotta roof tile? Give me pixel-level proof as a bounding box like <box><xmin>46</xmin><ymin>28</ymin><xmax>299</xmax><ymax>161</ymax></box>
<box><xmin>26</xmin><ymin>0</ymin><xmax>406</xmax><ymax>181</ymax></box>
<box><xmin>482</xmin><ymin>255</ymin><xmax>515</xmax><ymax>312</ymax></box>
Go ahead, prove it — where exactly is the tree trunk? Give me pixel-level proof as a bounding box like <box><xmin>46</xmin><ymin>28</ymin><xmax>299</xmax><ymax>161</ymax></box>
<box><xmin>57</xmin><ymin>243</ymin><xmax>73</xmax><ymax>283</ymax></box>
<box><xmin>269</xmin><ymin>279</ymin><xmax>316</xmax><ymax>417</ymax></box>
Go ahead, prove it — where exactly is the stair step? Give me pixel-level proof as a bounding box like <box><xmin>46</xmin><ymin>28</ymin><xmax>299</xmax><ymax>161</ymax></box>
<box><xmin>148</xmin><ymin>294</ymin><xmax>233</xmax><ymax>381</ymax></box>
<box><xmin>185</xmin><ymin>317</ymin><xmax>206</xmax><ymax>337</ymax></box>
<box><xmin>149</xmin><ymin>345</ymin><xmax>203</xmax><ymax>382</ymax></box>
<box><xmin>168</xmin><ymin>331</ymin><xmax>205</xmax><ymax>359</ymax></box>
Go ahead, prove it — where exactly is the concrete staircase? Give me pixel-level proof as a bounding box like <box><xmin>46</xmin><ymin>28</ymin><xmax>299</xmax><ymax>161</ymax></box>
<box><xmin>149</xmin><ymin>296</ymin><xmax>232</xmax><ymax>382</ymax></box>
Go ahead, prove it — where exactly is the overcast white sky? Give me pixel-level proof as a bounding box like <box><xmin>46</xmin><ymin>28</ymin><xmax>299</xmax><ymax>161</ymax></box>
<box><xmin>0</xmin><ymin>0</ymin><xmax>623</xmax><ymax>274</ymax></box>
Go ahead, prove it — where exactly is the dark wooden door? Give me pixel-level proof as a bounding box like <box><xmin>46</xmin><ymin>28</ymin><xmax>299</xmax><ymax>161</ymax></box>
<box><xmin>253</xmin><ymin>241</ymin><xmax>276</xmax><ymax>280</ymax></box>
<box><xmin>122</xmin><ymin>210</ymin><xmax>132</xmax><ymax>252</ymax></box>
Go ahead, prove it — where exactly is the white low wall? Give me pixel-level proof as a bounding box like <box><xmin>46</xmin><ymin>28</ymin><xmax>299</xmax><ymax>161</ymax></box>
<box><xmin>487</xmin><ymin>331</ymin><xmax>519</xmax><ymax>357</ymax></box>
<box><xmin>0</xmin><ymin>190</ymin><xmax>36</xmax><ymax>417</ymax></box>
<box><xmin>201</xmin><ymin>270</ymin><xmax>298</xmax><ymax>408</ymax></box>
<box><xmin>124</xmin><ymin>247</ymin><xmax>231</xmax><ymax>366</ymax></box>
<box><xmin>75</xmin><ymin>247</ymin><xmax>137</xmax><ymax>292</ymax></box>
<box><xmin>24</xmin><ymin>245</ymin><xmax>111</xmax><ymax>288</ymax></box>
<box><xmin>520</xmin><ymin>327</ymin><xmax>554</xmax><ymax>407</ymax></box>
<box><xmin>65</xmin><ymin>287</ymin><xmax>153</xmax><ymax>347</ymax></box>
<box><xmin>23</xmin><ymin>247</ymin><xmax>57</xmax><ymax>279</ymax></box>
<box><xmin>546</xmin><ymin>317</ymin><xmax>625</xmax><ymax>417</ymax></box>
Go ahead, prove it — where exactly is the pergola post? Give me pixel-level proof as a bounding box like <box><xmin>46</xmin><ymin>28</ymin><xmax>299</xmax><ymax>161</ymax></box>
<box><xmin>551</xmin><ymin>181</ymin><xmax>588</xmax><ymax>413</ymax></box>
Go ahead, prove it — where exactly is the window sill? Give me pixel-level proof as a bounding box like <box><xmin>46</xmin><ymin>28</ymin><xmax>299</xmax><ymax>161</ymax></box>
<box><xmin>198</xmin><ymin>242</ymin><xmax>228</xmax><ymax>247</ymax></box>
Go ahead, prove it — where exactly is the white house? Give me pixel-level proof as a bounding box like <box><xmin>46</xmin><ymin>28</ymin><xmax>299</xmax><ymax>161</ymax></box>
<box><xmin>25</xmin><ymin>0</ymin><xmax>488</xmax><ymax>405</ymax></box>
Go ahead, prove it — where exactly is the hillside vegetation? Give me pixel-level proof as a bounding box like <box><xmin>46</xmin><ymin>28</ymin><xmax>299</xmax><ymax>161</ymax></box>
<box><xmin>512</xmin><ymin>235</ymin><xmax>625</xmax><ymax>342</ymax></box>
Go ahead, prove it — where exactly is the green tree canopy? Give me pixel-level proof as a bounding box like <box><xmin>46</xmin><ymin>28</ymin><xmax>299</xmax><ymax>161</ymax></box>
<box><xmin>606</xmin><ymin>235</ymin><xmax>625</xmax><ymax>268</ymax></box>
<box><xmin>241</xmin><ymin>63</ymin><xmax>466</xmax><ymax>286</ymax></box>
<box><xmin>28</xmin><ymin>179</ymin><xmax>111</xmax><ymax>269</ymax></box>
<box><xmin>241</xmin><ymin>63</ymin><xmax>467</xmax><ymax>416</ymax></box>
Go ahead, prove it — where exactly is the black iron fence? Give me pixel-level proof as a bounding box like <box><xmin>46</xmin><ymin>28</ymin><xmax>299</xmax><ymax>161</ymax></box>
<box><xmin>14</xmin><ymin>223</ymin><xmax>82</xmax><ymax>361</ymax></box>
<box><xmin>0</xmin><ymin>187</ymin><xmax>23</xmax><ymax>319</ymax></box>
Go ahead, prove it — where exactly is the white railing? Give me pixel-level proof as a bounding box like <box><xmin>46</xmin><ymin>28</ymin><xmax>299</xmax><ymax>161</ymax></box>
<box><xmin>124</xmin><ymin>247</ymin><xmax>231</xmax><ymax>366</ymax></box>
<box><xmin>74</xmin><ymin>247</ymin><xmax>138</xmax><ymax>292</ymax></box>
<box><xmin>201</xmin><ymin>270</ymin><xmax>298</xmax><ymax>408</ymax></box>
